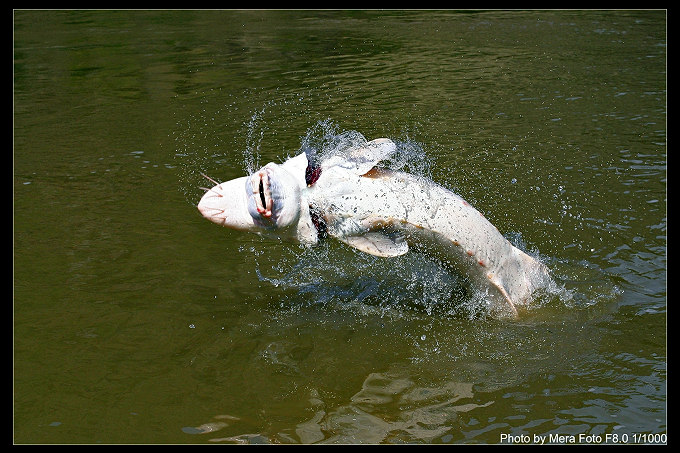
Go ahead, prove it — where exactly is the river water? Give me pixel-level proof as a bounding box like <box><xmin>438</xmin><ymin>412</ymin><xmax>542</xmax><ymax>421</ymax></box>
<box><xmin>14</xmin><ymin>10</ymin><xmax>666</xmax><ymax>444</ymax></box>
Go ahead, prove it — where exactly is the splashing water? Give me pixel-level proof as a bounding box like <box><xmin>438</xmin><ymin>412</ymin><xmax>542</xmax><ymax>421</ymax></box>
<box><xmin>238</xmin><ymin>120</ymin><xmax>570</xmax><ymax>319</ymax></box>
<box><xmin>177</xmin><ymin>110</ymin><xmax>614</xmax><ymax>319</ymax></box>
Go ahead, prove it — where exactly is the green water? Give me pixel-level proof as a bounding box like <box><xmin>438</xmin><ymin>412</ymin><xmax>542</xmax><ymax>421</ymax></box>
<box><xmin>14</xmin><ymin>10</ymin><xmax>666</xmax><ymax>444</ymax></box>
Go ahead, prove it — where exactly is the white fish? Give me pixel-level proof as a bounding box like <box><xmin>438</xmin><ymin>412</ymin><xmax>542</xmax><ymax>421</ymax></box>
<box><xmin>197</xmin><ymin>138</ymin><xmax>551</xmax><ymax>317</ymax></box>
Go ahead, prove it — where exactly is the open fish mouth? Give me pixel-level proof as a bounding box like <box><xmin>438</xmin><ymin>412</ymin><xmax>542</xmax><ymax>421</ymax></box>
<box><xmin>250</xmin><ymin>167</ymin><xmax>273</xmax><ymax>219</ymax></box>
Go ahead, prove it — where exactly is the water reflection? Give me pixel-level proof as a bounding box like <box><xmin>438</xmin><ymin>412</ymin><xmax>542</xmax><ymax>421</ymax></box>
<box><xmin>195</xmin><ymin>373</ymin><xmax>493</xmax><ymax>444</ymax></box>
<box><xmin>312</xmin><ymin>374</ymin><xmax>492</xmax><ymax>444</ymax></box>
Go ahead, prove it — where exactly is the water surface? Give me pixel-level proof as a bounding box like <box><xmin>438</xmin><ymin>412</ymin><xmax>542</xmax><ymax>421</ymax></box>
<box><xmin>14</xmin><ymin>10</ymin><xmax>666</xmax><ymax>444</ymax></box>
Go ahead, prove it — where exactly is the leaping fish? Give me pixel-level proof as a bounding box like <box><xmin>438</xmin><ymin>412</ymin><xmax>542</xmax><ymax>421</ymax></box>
<box><xmin>197</xmin><ymin>137</ymin><xmax>552</xmax><ymax>317</ymax></box>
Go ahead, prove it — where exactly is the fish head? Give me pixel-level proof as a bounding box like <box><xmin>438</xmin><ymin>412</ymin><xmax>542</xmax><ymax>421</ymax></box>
<box><xmin>197</xmin><ymin>162</ymin><xmax>303</xmax><ymax>233</ymax></box>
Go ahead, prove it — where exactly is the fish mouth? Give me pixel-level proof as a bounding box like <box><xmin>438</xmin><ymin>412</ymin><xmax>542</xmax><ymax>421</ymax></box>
<box><xmin>250</xmin><ymin>168</ymin><xmax>273</xmax><ymax>219</ymax></box>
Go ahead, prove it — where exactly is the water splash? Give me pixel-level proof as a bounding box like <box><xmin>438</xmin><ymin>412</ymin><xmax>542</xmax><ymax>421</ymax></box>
<box><xmin>177</xmin><ymin>106</ymin><xmax>613</xmax><ymax>318</ymax></box>
<box><xmin>297</xmin><ymin>118</ymin><xmax>433</xmax><ymax>178</ymax></box>
<box><xmin>253</xmin><ymin>240</ymin><xmax>481</xmax><ymax>319</ymax></box>
<box><xmin>242</xmin><ymin>121</ymin><xmax>591</xmax><ymax>319</ymax></box>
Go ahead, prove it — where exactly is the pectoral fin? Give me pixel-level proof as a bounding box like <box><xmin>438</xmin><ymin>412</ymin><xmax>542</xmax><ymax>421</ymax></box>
<box><xmin>337</xmin><ymin>231</ymin><xmax>409</xmax><ymax>257</ymax></box>
<box><xmin>323</xmin><ymin>138</ymin><xmax>397</xmax><ymax>176</ymax></box>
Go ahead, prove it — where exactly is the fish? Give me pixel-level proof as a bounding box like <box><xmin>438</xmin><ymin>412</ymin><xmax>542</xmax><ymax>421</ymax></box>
<box><xmin>197</xmin><ymin>137</ymin><xmax>552</xmax><ymax>317</ymax></box>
